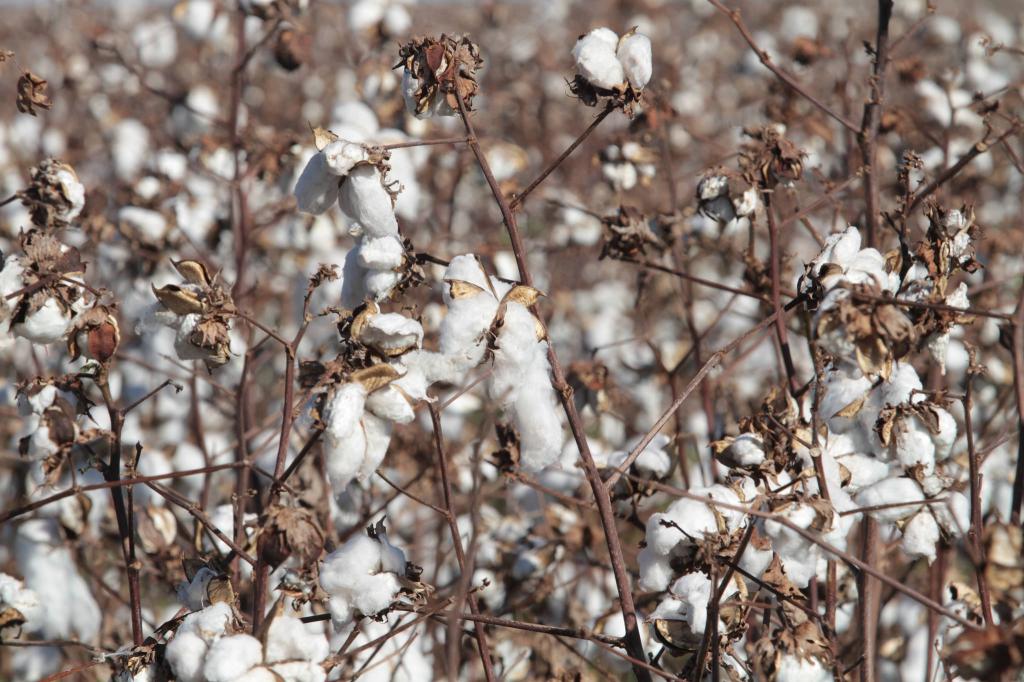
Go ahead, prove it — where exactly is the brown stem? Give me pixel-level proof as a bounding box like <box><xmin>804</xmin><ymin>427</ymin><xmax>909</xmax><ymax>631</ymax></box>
<box><xmin>764</xmin><ymin>188</ymin><xmax>799</xmax><ymax>395</ymax></box>
<box><xmin>858</xmin><ymin>517</ymin><xmax>880</xmax><ymax>682</ymax></box>
<box><xmin>428</xmin><ymin>406</ymin><xmax>497</xmax><ymax>682</ymax></box>
<box><xmin>708</xmin><ymin>0</ymin><xmax>860</xmax><ymax>134</ymax></box>
<box><xmin>96</xmin><ymin>371</ymin><xmax>143</xmax><ymax>646</ymax></box>
<box><xmin>963</xmin><ymin>359</ymin><xmax>995</xmax><ymax>626</ymax></box>
<box><xmin>509</xmin><ymin>103</ymin><xmax>615</xmax><ymax>211</ymax></box>
<box><xmin>452</xmin><ymin>83</ymin><xmax>653</xmax><ymax>682</ymax></box>
<box><xmin>858</xmin><ymin>0</ymin><xmax>894</xmax><ymax>248</ymax></box>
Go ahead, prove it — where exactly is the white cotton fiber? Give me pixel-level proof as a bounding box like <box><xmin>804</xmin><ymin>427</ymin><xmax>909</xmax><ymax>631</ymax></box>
<box><xmin>338</xmin><ymin>165</ymin><xmax>398</xmax><ymax>237</ymax></box>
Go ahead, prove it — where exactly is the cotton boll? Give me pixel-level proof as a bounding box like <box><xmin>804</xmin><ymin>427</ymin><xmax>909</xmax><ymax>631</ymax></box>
<box><xmin>834</xmin><ymin>453</ymin><xmax>891</xmax><ymax>492</ymax></box>
<box><xmin>165</xmin><ymin>630</ymin><xmax>209</xmax><ymax>682</ymax></box>
<box><xmin>931</xmin><ymin>408</ymin><xmax>957</xmax><ymax>461</ymax></box>
<box><xmin>294</xmin><ymin>152</ymin><xmax>340</xmax><ymax>215</ymax></box>
<box><xmin>572</xmin><ymin>29</ymin><xmax>625</xmax><ymax>90</ymax></box>
<box><xmin>202</xmin><ymin>634</ymin><xmax>263</xmax><ymax>682</ymax></box>
<box><xmin>179</xmin><ymin>602</ymin><xmax>234</xmax><ymax>641</ymax></box>
<box><xmin>357</xmin><ymin>234</ymin><xmax>405</xmax><ymax>270</ymax></box>
<box><xmin>356</xmin><ymin>412</ymin><xmax>392</xmax><ymax>481</ymax></box>
<box><xmin>489</xmin><ymin>303</ymin><xmax>544</xmax><ymax>406</ymax></box>
<box><xmin>321</xmin><ymin>140</ymin><xmax>369</xmax><ymax>176</ymax></box>
<box><xmin>119</xmin><ymin>206</ymin><xmax>168</xmax><ymax>242</ymax></box>
<box><xmin>933</xmin><ymin>491</ymin><xmax>970</xmax><ymax>536</ymax></box>
<box><xmin>358</xmin><ymin>313</ymin><xmax>423</xmax><ymax>356</ymax></box>
<box><xmin>901</xmin><ymin>511</ymin><xmax>939</xmax><ymax>562</ymax></box>
<box><xmin>12</xmin><ymin>297</ymin><xmax>76</xmax><ymax>344</ymax></box>
<box><xmin>265</xmin><ymin>615</ymin><xmax>330</xmax><ymax>664</ymax></box>
<box><xmin>338</xmin><ymin>165</ymin><xmax>398</xmax><ymax>237</ymax></box>
<box><xmin>0</xmin><ymin>573</ymin><xmax>43</xmax><ymax>630</ymax></box>
<box><xmin>364</xmin><ymin>268</ymin><xmax>402</xmax><ymax>301</ymax></box>
<box><xmin>764</xmin><ymin>504</ymin><xmax>820</xmax><ymax>588</ymax></box>
<box><xmin>132</xmin><ymin>17</ymin><xmax>178</xmax><ymax>69</ymax></box>
<box><xmin>893</xmin><ymin>420</ymin><xmax>936</xmax><ymax>474</ymax></box>
<box><xmin>721</xmin><ymin>433</ymin><xmax>766</xmax><ymax>468</ymax></box>
<box><xmin>651</xmin><ymin>572</ymin><xmax>714</xmax><ymax>634</ymax></box>
<box><xmin>645</xmin><ymin>495</ymin><xmax>718</xmax><ymax>555</ymax></box>
<box><xmin>323</xmin><ymin>383</ymin><xmax>369</xmax><ymax>490</ymax></box>
<box><xmin>512</xmin><ymin>355</ymin><xmax>564</xmax><ymax>471</ymax></box>
<box><xmin>637</xmin><ymin>546</ymin><xmax>674</xmax><ymax>591</ymax></box>
<box><xmin>775</xmin><ymin>654</ymin><xmax>832</xmax><ymax>682</ymax></box>
<box><xmin>15</xmin><ymin>520</ymin><xmax>100</xmax><ymax>642</ymax></box>
<box><xmin>340</xmin><ymin>248</ymin><xmax>369</xmax><ymax>309</ymax></box>
<box><xmin>365</xmin><ymin>383</ymin><xmax>416</xmax><ymax>423</ymax></box>
<box><xmin>855</xmin><ymin>477</ymin><xmax>925</xmax><ymax>522</ymax></box>
<box><xmin>438</xmin><ymin>292</ymin><xmax>498</xmax><ymax>366</ymax></box>
<box><xmin>234</xmin><ymin>667</ymin><xmax>278</xmax><ymax>682</ymax></box>
<box><xmin>617</xmin><ymin>33</ymin><xmax>652</xmax><ymax>90</ymax></box>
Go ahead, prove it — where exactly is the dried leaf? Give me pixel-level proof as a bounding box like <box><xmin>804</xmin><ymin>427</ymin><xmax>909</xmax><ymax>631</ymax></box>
<box><xmin>310</xmin><ymin>124</ymin><xmax>338</xmax><ymax>152</ymax></box>
<box><xmin>16</xmin><ymin>71</ymin><xmax>51</xmax><ymax>116</ymax></box>
<box><xmin>502</xmin><ymin>285</ymin><xmax>544</xmax><ymax>307</ymax></box>
<box><xmin>447</xmin><ymin>279</ymin><xmax>487</xmax><ymax>299</ymax></box>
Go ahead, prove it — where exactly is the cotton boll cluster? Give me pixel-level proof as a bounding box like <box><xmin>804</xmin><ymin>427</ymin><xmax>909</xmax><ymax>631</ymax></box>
<box><xmin>572</xmin><ymin>27</ymin><xmax>652</xmax><ymax>92</ymax></box>
<box><xmin>319</xmin><ymin>525</ymin><xmax>411</xmax><ymax>628</ymax></box>
<box><xmin>294</xmin><ymin>135</ymin><xmax>408</xmax><ymax>306</ymax></box>
<box><xmin>146</xmin><ymin>259</ymin><xmax>234</xmax><ymax>370</ymax></box>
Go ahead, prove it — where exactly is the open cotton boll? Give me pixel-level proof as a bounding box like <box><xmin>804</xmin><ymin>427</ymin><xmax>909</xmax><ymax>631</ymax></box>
<box><xmin>364</xmin><ymin>268</ymin><xmax>402</xmax><ymax>301</ymax></box>
<box><xmin>356</xmin><ymin>234</ymin><xmax>405</xmax><ymax>270</ymax></box>
<box><xmin>265</xmin><ymin>614</ymin><xmax>330</xmax><ymax>664</ymax></box>
<box><xmin>365</xmin><ymin>382</ymin><xmax>417</xmax><ymax>423</ymax></box>
<box><xmin>834</xmin><ymin>453</ymin><xmax>890</xmax><ymax>492</ymax></box>
<box><xmin>320</xmin><ymin>534</ymin><xmax>404</xmax><ymax>625</ymax></box>
<box><xmin>893</xmin><ymin>419</ymin><xmax>937</xmax><ymax>474</ymax></box>
<box><xmin>323</xmin><ymin>383</ymin><xmax>369</xmax><ymax>490</ymax></box>
<box><xmin>764</xmin><ymin>504</ymin><xmax>820</xmax><ymax>588</ymax></box>
<box><xmin>637</xmin><ymin>546</ymin><xmax>674</xmax><ymax>591</ymax></box>
<box><xmin>617</xmin><ymin>33</ymin><xmax>652</xmax><ymax>90</ymax></box>
<box><xmin>294</xmin><ymin>152</ymin><xmax>340</xmax><ymax>215</ymax></box>
<box><xmin>608</xmin><ymin>433</ymin><xmax>673</xmax><ymax>478</ymax></box>
<box><xmin>439</xmin><ymin>292</ymin><xmax>499</xmax><ymax>365</ymax></box>
<box><xmin>340</xmin><ymin>248</ymin><xmax>369</xmax><ymax>309</ymax></box>
<box><xmin>489</xmin><ymin>303</ymin><xmax>544</xmax><ymax>406</ymax></box>
<box><xmin>358</xmin><ymin>313</ymin><xmax>423</xmax><ymax>355</ymax></box>
<box><xmin>645</xmin><ymin>491</ymin><xmax>719</xmax><ymax>555</ymax></box>
<box><xmin>165</xmin><ymin>630</ymin><xmax>209</xmax><ymax>682</ymax></box>
<box><xmin>0</xmin><ymin>573</ymin><xmax>43</xmax><ymax>629</ymax></box>
<box><xmin>513</xmin><ymin>356</ymin><xmax>564</xmax><ymax>471</ymax></box>
<box><xmin>721</xmin><ymin>432</ymin><xmax>766</xmax><ymax>468</ymax></box>
<box><xmin>15</xmin><ymin>520</ymin><xmax>100</xmax><ymax>642</ymax></box>
<box><xmin>338</xmin><ymin>165</ymin><xmax>398</xmax><ymax>237</ymax></box>
<box><xmin>855</xmin><ymin>477</ymin><xmax>925</xmax><ymax>522</ymax></box>
<box><xmin>202</xmin><ymin>634</ymin><xmax>263</xmax><ymax>682</ymax></box>
<box><xmin>650</xmin><ymin>572</ymin><xmax>715</xmax><ymax>634</ymax></box>
<box><xmin>572</xmin><ymin>28</ymin><xmax>624</xmax><ymax>90</ymax></box>
<box><xmin>775</xmin><ymin>654</ymin><xmax>833</xmax><ymax>682</ymax></box>
<box><xmin>177</xmin><ymin>602</ymin><xmax>234</xmax><ymax>641</ymax></box>
<box><xmin>901</xmin><ymin>511</ymin><xmax>940</xmax><ymax>562</ymax></box>
<box><xmin>356</xmin><ymin>412</ymin><xmax>392</xmax><ymax>481</ymax></box>
<box><xmin>321</xmin><ymin>140</ymin><xmax>369</xmax><ymax>176</ymax></box>
<box><xmin>933</xmin><ymin>491</ymin><xmax>970</xmax><ymax>536</ymax></box>
<box><xmin>13</xmin><ymin>297</ymin><xmax>77</xmax><ymax>345</ymax></box>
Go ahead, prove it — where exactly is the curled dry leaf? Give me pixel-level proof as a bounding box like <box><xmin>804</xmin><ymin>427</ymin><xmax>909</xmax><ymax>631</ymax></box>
<box><xmin>16</xmin><ymin>71</ymin><xmax>51</xmax><ymax>116</ymax></box>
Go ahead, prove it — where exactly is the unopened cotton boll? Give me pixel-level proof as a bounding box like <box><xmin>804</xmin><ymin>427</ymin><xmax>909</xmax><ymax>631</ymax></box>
<box><xmin>572</xmin><ymin>28</ymin><xmax>625</xmax><ymax>90</ymax></box>
<box><xmin>338</xmin><ymin>165</ymin><xmax>398</xmax><ymax>237</ymax></box>
<box><xmin>294</xmin><ymin>152</ymin><xmax>340</xmax><ymax>215</ymax></box>
<box><xmin>901</xmin><ymin>511</ymin><xmax>940</xmax><ymax>562</ymax></box>
<box><xmin>202</xmin><ymin>634</ymin><xmax>264</xmax><ymax>682</ymax></box>
<box><xmin>616</xmin><ymin>32</ymin><xmax>652</xmax><ymax>90</ymax></box>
